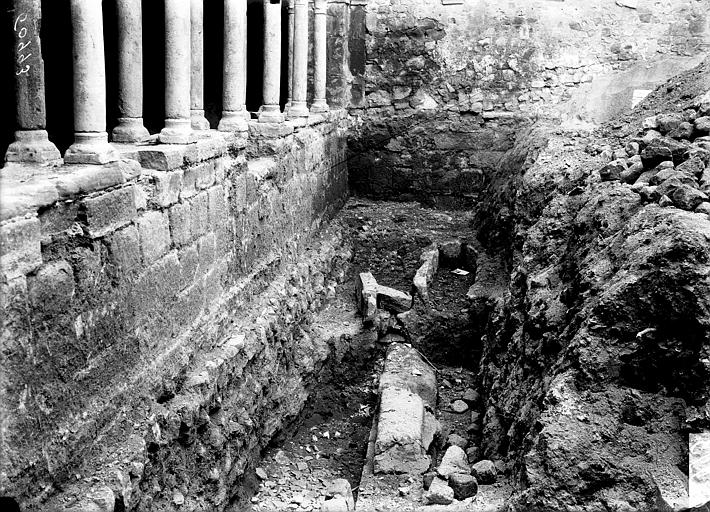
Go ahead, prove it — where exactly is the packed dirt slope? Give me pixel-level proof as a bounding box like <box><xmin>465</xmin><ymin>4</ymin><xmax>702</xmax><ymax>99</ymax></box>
<box><xmin>474</xmin><ymin>58</ymin><xmax>710</xmax><ymax>511</ymax></box>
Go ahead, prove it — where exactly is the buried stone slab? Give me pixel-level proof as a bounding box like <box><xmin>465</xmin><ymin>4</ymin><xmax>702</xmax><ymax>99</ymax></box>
<box><xmin>374</xmin><ymin>387</ymin><xmax>432</xmax><ymax>475</ymax></box>
<box><xmin>357</xmin><ymin>272</ymin><xmax>412</xmax><ymax>321</ymax></box>
<box><xmin>379</xmin><ymin>343</ymin><xmax>437</xmax><ymax>408</ymax></box>
<box><xmin>377</xmin><ymin>285</ymin><xmax>413</xmax><ymax>314</ymax></box>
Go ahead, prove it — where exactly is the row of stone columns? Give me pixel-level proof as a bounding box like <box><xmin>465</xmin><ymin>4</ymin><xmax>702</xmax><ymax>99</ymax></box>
<box><xmin>6</xmin><ymin>0</ymin><xmax>332</xmax><ymax>166</ymax></box>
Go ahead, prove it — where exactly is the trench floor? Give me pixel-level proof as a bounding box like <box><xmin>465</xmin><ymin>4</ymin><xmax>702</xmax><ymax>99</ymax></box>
<box><xmin>246</xmin><ymin>199</ymin><xmax>512</xmax><ymax>511</ymax></box>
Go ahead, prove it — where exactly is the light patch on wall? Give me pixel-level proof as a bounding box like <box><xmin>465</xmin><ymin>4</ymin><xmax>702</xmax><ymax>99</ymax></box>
<box><xmin>690</xmin><ymin>432</ymin><xmax>710</xmax><ymax>508</ymax></box>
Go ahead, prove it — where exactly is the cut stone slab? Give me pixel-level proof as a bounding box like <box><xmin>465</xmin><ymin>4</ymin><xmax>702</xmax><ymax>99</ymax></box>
<box><xmin>413</xmin><ymin>243</ymin><xmax>439</xmax><ymax>301</ymax></box>
<box><xmin>374</xmin><ymin>387</ymin><xmax>430</xmax><ymax>475</ymax></box>
<box><xmin>424</xmin><ymin>477</ymin><xmax>455</xmax><ymax>505</ymax></box>
<box><xmin>356</xmin><ymin>272</ymin><xmax>379</xmax><ymax>322</ymax></box>
<box><xmin>472</xmin><ymin>459</ymin><xmax>497</xmax><ymax>484</ymax></box>
<box><xmin>377</xmin><ymin>285</ymin><xmax>412</xmax><ymax>314</ymax></box>
<box><xmin>437</xmin><ymin>445</ymin><xmax>470</xmax><ymax>479</ymax></box>
<box><xmin>379</xmin><ymin>343</ymin><xmax>437</xmax><ymax>408</ymax></box>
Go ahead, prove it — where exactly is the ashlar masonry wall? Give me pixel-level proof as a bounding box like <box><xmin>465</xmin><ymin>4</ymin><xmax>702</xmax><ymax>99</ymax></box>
<box><xmin>0</xmin><ymin>113</ymin><xmax>349</xmax><ymax>511</ymax></box>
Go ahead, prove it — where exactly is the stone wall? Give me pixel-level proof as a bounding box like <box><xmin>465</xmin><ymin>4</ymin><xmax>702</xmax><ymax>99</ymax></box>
<box><xmin>347</xmin><ymin>0</ymin><xmax>710</xmax><ymax>205</ymax></box>
<box><xmin>0</xmin><ymin>114</ymin><xmax>349</xmax><ymax>511</ymax></box>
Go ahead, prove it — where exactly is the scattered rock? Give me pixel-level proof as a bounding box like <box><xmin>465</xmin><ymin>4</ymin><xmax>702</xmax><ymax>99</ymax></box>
<box><xmin>668</xmin><ymin>121</ymin><xmax>694</xmax><ymax>140</ymax></box>
<box><xmin>669</xmin><ymin>185</ymin><xmax>708</xmax><ymax>210</ymax></box>
<box><xmin>599</xmin><ymin>159</ymin><xmax>626</xmax><ymax>181</ymax></box>
<box><xmin>659</xmin><ymin>195</ymin><xmax>674</xmax><ymax>207</ymax></box>
<box><xmin>642</xmin><ymin>115</ymin><xmax>658</xmax><ymax>129</ymax></box>
<box><xmin>695</xmin><ymin>116</ymin><xmax>710</xmax><ymax>134</ymax></box>
<box><xmin>325</xmin><ymin>479</ymin><xmax>355</xmax><ymax>510</ymax></box>
<box><xmin>695</xmin><ymin>202</ymin><xmax>710</xmax><ymax>216</ymax></box>
<box><xmin>255</xmin><ymin>467</ymin><xmax>268</xmax><ymax>480</ymax></box>
<box><xmin>641</xmin><ymin>137</ymin><xmax>690</xmax><ymax>167</ymax></box>
<box><xmin>466</xmin><ymin>446</ymin><xmax>480</xmax><ymax>463</ymax></box>
<box><xmin>625</xmin><ymin>141</ymin><xmax>640</xmax><ymax>156</ymax></box>
<box><xmin>451</xmin><ymin>399</ymin><xmax>469</xmax><ymax>413</ymax></box>
<box><xmin>449</xmin><ymin>473</ymin><xmax>479</xmax><ymax>500</ymax></box>
<box><xmin>656</xmin><ymin>113</ymin><xmax>683</xmax><ymax>135</ymax></box>
<box><xmin>620</xmin><ymin>162</ymin><xmax>645</xmax><ymax>184</ymax></box>
<box><xmin>437</xmin><ymin>445</ymin><xmax>470</xmax><ymax>478</ymax></box>
<box><xmin>447</xmin><ymin>433</ymin><xmax>468</xmax><ymax>449</ymax></box>
<box><xmin>424</xmin><ymin>477</ymin><xmax>455</xmax><ymax>505</ymax></box>
<box><xmin>471</xmin><ymin>459</ymin><xmax>497</xmax><ymax>484</ymax></box>
<box><xmin>462</xmin><ymin>388</ymin><xmax>480</xmax><ymax>404</ymax></box>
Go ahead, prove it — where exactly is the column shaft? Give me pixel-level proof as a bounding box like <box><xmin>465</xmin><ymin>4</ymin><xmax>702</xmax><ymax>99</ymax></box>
<box><xmin>311</xmin><ymin>0</ymin><xmax>329</xmax><ymax>113</ymax></box>
<box><xmin>112</xmin><ymin>0</ymin><xmax>150</xmax><ymax>142</ymax></box>
<box><xmin>5</xmin><ymin>0</ymin><xmax>61</xmax><ymax>164</ymax></box>
<box><xmin>286</xmin><ymin>0</ymin><xmax>295</xmax><ymax>109</ymax></box>
<box><xmin>287</xmin><ymin>0</ymin><xmax>309</xmax><ymax>118</ymax></box>
<box><xmin>160</xmin><ymin>0</ymin><xmax>196</xmax><ymax>144</ymax></box>
<box><xmin>259</xmin><ymin>0</ymin><xmax>284</xmax><ymax>123</ymax></box>
<box><xmin>219</xmin><ymin>0</ymin><xmax>250</xmax><ymax>132</ymax></box>
<box><xmin>65</xmin><ymin>0</ymin><xmax>119</xmax><ymax>164</ymax></box>
<box><xmin>190</xmin><ymin>0</ymin><xmax>210</xmax><ymax>130</ymax></box>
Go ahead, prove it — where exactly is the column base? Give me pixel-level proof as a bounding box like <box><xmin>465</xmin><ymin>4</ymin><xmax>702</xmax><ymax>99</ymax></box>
<box><xmin>159</xmin><ymin>119</ymin><xmax>197</xmax><ymax>145</ymax></box>
<box><xmin>112</xmin><ymin>118</ymin><xmax>150</xmax><ymax>143</ymax></box>
<box><xmin>310</xmin><ymin>99</ymin><xmax>329</xmax><ymax>113</ymax></box>
<box><xmin>258</xmin><ymin>105</ymin><xmax>285</xmax><ymax>124</ymax></box>
<box><xmin>218</xmin><ymin>111</ymin><xmax>250</xmax><ymax>133</ymax></box>
<box><xmin>286</xmin><ymin>101</ymin><xmax>309</xmax><ymax>119</ymax></box>
<box><xmin>190</xmin><ymin>110</ymin><xmax>211</xmax><ymax>131</ymax></box>
<box><xmin>4</xmin><ymin>130</ymin><xmax>62</xmax><ymax>164</ymax></box>
<box><xmin>65</xmin><ymin>132</ymin><xmax>120</xmax><ymax>165</ymax></box>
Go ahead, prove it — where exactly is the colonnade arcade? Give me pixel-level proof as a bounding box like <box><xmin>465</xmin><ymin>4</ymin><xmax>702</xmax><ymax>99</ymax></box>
<box><xmin>6</xmin><ymin>0</ymin><xmax>331</xmax><ymax>166</ymax></box>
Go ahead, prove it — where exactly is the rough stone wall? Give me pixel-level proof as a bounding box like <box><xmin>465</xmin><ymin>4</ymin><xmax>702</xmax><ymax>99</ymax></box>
<box><xmin>0</xmin><ymin>117</ymin><xmax>349</xmax><ymax>510</ymax></box>
<box><xmin>347</xmin><ymin>0</ymin><xmax>710</xmax><ymax>205</ymax></box>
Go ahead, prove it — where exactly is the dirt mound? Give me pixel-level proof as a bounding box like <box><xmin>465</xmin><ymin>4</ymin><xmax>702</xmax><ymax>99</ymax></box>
<box><xmin>474</xmin><ymin>59</ymin><xmax>710</xmax><ymax>511</ymax></box>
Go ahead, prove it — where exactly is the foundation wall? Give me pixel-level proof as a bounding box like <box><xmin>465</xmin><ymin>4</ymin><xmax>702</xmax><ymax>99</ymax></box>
<box><xmin>347</xmin><ymin>0</ymin><xmax>710</xmax><ymax>206</ymax></box>
<box><xmin>0</xmin><ymin>115</ymin><xmax>349</xmax><ymax>510</ymax></box>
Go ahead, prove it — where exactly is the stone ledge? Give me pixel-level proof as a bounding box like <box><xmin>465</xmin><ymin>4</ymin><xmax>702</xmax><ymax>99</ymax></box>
<box><xmin>0</xmin><ymin>160</ymin><xmax>140</xmax><ymax>222</ymax></box>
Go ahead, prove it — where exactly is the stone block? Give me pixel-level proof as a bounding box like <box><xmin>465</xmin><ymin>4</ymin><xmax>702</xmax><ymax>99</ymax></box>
<box><xmin>82</xmin><ymin>186</ymin><xmax>137</xmax><ymax>238</ymax></box>
<box><xmin>356</xmin><ymin>272</ymin><xmax>379</xmax><ymax>321</ymax></box>
<box><xmin>197</xmin><ymin>233</ymin><xmax>216</xmax><ymax>275</ymax></box>
<box><xmin>208</xmin><ymin>185</ymin><xmax>228</xmax><ymax>230</ymax></box>
<box><xmin>53</xmin><ymin>162</ymin><xmax>127</xmax><ymax>199</ymax></box>
<box><xmin>190</xmin><ymin>192</ymin><xmax>210</xmax><ymax>238</ymax></box>
<box><xmin>178</xmin><ymin>243</ymin><xmax>199</xmax><ymax>288</ymax></box>
<box><xmin>108</xmin><ymin>225</ymin><xmax>142</xmax><ymax>272</ymax></box>
<box><xmin>377</xmin><ymin>285</ymin><xmax>412</xmax><ymax>314</ymax></box>
<box><xmin>150</xmin><ymin>170</ymin><xmax>183</xmax><ymax>207</ymax></box>
<box><xmin>137</xmin><ymin>211</ymin><xmax>172</xmax><ymax>264</ymax></box>
<box><xmin>169</xmin><ymin>201</ymin><xmax>192</xmax><ymax>247</ymax></box>
<box><xmin>0</xmin><ymin>216</ymin><xmax>42</xmax><ymax>279</ymax></box>
<box><xmin>1</xmin><ymin>177</ymin><xmax>59</xmax><ymax>221</ymax></box>
<box><xmin>450</xmin><ymin>473</ymin><xmax>478</xmax><ymax>499</ymax></box>
<box><xmin>471</xmin><ymin>459</ymin><xmax>497</xmax><ymax>484</ymax></box>
<box><xmin>424</xmin><ymin>477</ymin><xmax>454</xmax><ymax>505</ymax></box>
<box><xmin>28</xmin><ymin>260</ymin><xmax>74</xmax><ymax>315</ymax></box>
<box><xmin>138</xmin><ymin>146</ymin><xmax>185</xmax><ymax>171</ymax></box>
<box><xmin>133</xmin><ymin>251</ymin><xmax>183</xmax><ymax>306</ymax></box>
<box><xmin>374</xmin><ymin>387</ymin><xmax>430</xmax><ymax>475</ymax></box>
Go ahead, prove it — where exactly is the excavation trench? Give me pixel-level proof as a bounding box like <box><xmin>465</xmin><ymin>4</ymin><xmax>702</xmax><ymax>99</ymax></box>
<box><xmin>243</xmin><ymin>199</ymin><xmax>513</xmax><ymax>511</ymax></box>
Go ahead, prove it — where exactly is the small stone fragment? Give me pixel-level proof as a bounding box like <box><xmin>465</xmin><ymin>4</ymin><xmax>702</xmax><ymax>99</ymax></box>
<box><xmin>424</xmin><ymin>477</ymin><xmax>455</xmax><ymax>505</ymax></box>
<box><xmin>471</xmin><ymin>459</ymin><xmax>497</xmax><ymax>484</ymax></box>
<box><xmin>659</xmin><ymin>195</ymin><xmax>674</xmax><ymax>207</ymax></box>
<box><xmin>423</xmin><ymin>471</ymin><xmax>436</xmax><ymax>490</ymax></box>
<box><xmin>695</xmin><ymin>116</ymin><xmax>710</xmax><ymax>134</ymax></box>
<box><xmin>466</xmin><ymin>446</ymin><xmax>480</xmax><ymax>463</ymax></box>
<box><xmin>452</xmin><ymin>399</ymin><xmax>469</xmax><ymax>413</ymax></box>
<box><xmin>438</xmin><ymin>445</ymin><xmax>470</xmax><ymax>478</ymax></box>
<box><xmin>669</xmin><ymin>185</ymin><xmax>708</xmax><ymax>211</ymax></box>
<box><xmin>599</xmin><ymin>159</ymin><xmax>626</xmax><ymax>181</ymax></box>
<box><xmin>449</xmin><ymin>473</ymin><xmax>479</xmax><ymax>500</ymax></box>
<box><xmin>256</xmin><ymin>467</ymin><xmax>268</xmax><ymax>480</ymax></box>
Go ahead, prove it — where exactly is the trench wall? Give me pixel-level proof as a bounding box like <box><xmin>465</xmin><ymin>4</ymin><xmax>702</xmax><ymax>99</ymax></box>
<box><xmin>0</xmin><ymin>115</ymin><xmax>349</xmax><ymax>510</ymax></box>
<box><xmin>347</xmin><ymin>0</ymin><xmax>710</xmax><ymax>206</ymax></box>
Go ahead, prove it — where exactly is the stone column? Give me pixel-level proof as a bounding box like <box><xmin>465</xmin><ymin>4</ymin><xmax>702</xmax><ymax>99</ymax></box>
<box><xmin>160</xmin><ymin>0</ymin><xmax>196</xmax><ymax>144</ymax></box>
<box><xmin>190</xmin><ymin>0</ymin><xmax>210</xmax><ymax>130</ymax></box>
<box><xmin>286</xmin><ymin>0</ymin><xmax>295</xmax><ymax>110</ymax></box>
<box><xmin>258</xmin><ymin>0</ymin><xmax>284</xmax><ymax>123</ymax></box>
<box><xmin>218</xmin><ymin>0</ymin><xmax>250</xmax><ymax>132</ymax></box>
<box><xmin>5</xmin><ymin>0</ymin><xmax>61</xmax><ymax>165</ymax></box>
<box><xmin>311</xmin><ymin>0</ymin><xmax>329</xmax><ymax>113</ymax></box>
<box><xmin>65</xmin><ymin>0</ymin><xmax>119</xmax><ymax>164</ymax></box>
<box><xmin>112</xmin><ymin>0</ymin><xmax>150</xmax><ymax>142</ymax></box>
<box><xmin>286</xmin><ymin>0</ymin><xmax>309</xmax><ymax>119</ymax></box>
